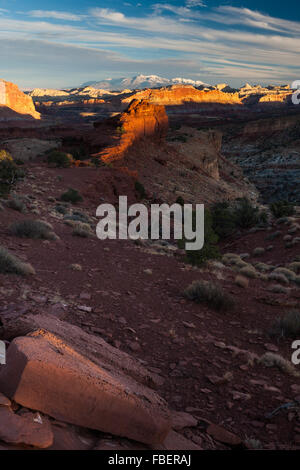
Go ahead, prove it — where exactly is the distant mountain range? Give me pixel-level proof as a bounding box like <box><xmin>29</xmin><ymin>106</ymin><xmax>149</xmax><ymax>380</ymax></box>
<box><xmin>80</xmin><ymin>74</ymin><xmax>210</xmax><ymax>91</ymax></box>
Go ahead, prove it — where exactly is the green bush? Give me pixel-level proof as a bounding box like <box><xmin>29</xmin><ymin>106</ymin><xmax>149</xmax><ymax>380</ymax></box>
<box><xmin>60</xmin><ymin>188</ymin><xmax>83</xmax><ymax>204</ymax></box>
<box><xmin>270</xmin><ymin>201</ymin><xmax>295</xmax><ymax>219</ymax></box>
<box><xmin>9</xmin><ymin>219</ymin><xmax>57</xmax><ymax>240</ymax></box>
<box><xmin>233</xmin><ymin>198</ymin><xmax>260</xmax><ymax>229</ymax></box>
<box><xmin>179</xmin><ymin>208</ymin><xmax>220</xmax><ymax>266</ymax></box>
<box><xmin>270</xmin><ymin>311</ymin><xmax>300</xmax><ymax>338</ymax></box>
<box><xmin>211</xmin><ymin>202</ymin><xmax>236</xmax><ymax>239</ymax></box>
<box><xmin>0</xmin><ymin>158</ymin><xmax>24</xmax><ymax>195</ymax></box>
<box><xmin>47</xmin><ymin>151</ymin><xmax>72</xmax><ymax>168</ymax></box>
<box><xmin>184</xmin><ymin>280</ymin><xmax>234</xmax><ymax>311</ymax></box>
<box><xmin>0</xmin><ymin>246</ymin><xmax>35</xmax><ymax>275</ymax></box>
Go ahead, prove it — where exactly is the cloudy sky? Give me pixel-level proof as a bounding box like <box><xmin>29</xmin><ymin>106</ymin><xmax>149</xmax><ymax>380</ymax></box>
<box><xmin>0</xmin><ymin>0</ymin><xmax>299</xmax><ymax>88</ymax></box>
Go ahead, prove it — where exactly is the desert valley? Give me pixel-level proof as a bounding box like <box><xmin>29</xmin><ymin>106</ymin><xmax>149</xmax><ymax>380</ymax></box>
<box><xmin>0</xmin><ymin>73</ymin><xmax>299</xmax><ymax>452</ymax></box>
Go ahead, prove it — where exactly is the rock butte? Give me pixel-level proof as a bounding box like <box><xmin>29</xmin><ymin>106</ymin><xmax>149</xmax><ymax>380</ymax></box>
<box><xmin>93</xmin><ymin>99</ymin><xmax>168</xmax><ymax>163</ymax></box>
<box><xmin>0</xmin><ymin>79</ymin><xmax>40</xmax><ymax>120</ymax></box>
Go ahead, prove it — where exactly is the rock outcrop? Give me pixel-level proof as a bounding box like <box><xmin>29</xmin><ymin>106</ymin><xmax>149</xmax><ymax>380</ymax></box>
<box><xmin>93</xmin><ymin>99</ymin><xmax>168</xmax><ymax>162</ymax></box>
<box><xmin>0</xmin><ymin>315</ymin><xmax>171</xmax><ymax>446</ymax></box>
<box><xmin>0</xmin><ymin>79</ymin><xmax>40</xmax><ymax>120</ymax></box>
<box><xmin>122</xmin><ymin>85</ymin><xmax>241</xmax><ymax>106</ymax></box>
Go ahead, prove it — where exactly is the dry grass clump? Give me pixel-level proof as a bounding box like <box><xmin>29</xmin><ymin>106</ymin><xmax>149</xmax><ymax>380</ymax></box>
<box><xmin>239</xmin><ymin>265</ymin><xmax>258</xmax><ymax>279</ymax></box>
<box><xmin>184</xmin><ymin>280</ymin><xmax>234</xmax><ymax>311</ymax></box>
<box><xmin>253</xmin><ymin>247</ymin><xmax>265</xmax><ymax>256</ymax></box>
<box><xmin>288</xmin><ymin>262</ymin><xmax>300</xmax><ymax>275</ymax></box>
<box><xmin>9</xmin><ymin>219</ymin><xmax>58</xmax><ymax>240</ymax></box>
<box><xmin>273</xmin><ymin>267</ymin><xmax>296</xmax><ymax>282</ymax></box>
<box><xmin>267</xmin><ymin>284</ymin><xmax>290</xmax><ymax>294</ymax></box>
<box><xmin>69</xmin><ymin>263</ymin><xmax>82</xmax><ymax>271</ymax></box>
<box><xmin>259</xmin><ymin>352</ymin><xmax>300</xmax><ymax>377</ymax></box>
<box><xmin>268</xmin><ymin>272</ymin><xmax>289</xmax><ymax>285</ymax></box>
<box><xmin>235</xmin><ymin>275</ymin><xmax>249</xmax><ymax>288</ymax></box>
<box><xmin>71</xmin><ymin>221</ymin><xmax>93</xmax><ymax>238</ymax></box>
<box><xmin>254</xmin><ymin>262</ymin><xmax>274</xmax><ymax>273</ymax></box>
<box><xmin>0</xmin><ymin>246</ymin><xmax>35</xmax><ymax>275</ymax></box>
<box><xmin>6</xmin><ymin>195</ymin><xmax>26</xmax><ymax>213</ymax></box>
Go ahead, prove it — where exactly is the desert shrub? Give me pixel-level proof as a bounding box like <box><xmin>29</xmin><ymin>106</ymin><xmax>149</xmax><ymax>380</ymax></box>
<box><xmin>46</xmin><ymin>150</ymin><xmax>72</xmax><ymax>168</ymax></box>
<box><xmin>179</xmin><ymin>208</ymin><xmax>220</xmax><ymax>266</ymax></box>
<box><xmin>270</xmin><ymin>200</ymin><xmax>295</xmax><ymax>219</ymax></box>
<box><xmin>135</xmin><ymin>181</ymin><xmax>146</xmax><ymax>199</ymax></box>
<box><xmin>211</xmin><ymin>202</ymin><xmax>236</xmax><ymax>239</ymax></box>
<box><xmin>72</xmin><ymin>221</ymin><xmax>93</xmax><ymax>238</ymax></box>
<box><xmin>91</xmin><ymin>156</ymin><xmax>101</xmax><ymax>167</ymax></box>
<box><xmin>0</xmin><ymin>149</ymin><xmax>13</xmax><ymax>162</ymax></box>
<box><xmin>233</xmin><ymin>198</ymin><xmax>261</xmax><ymax>229</ymax></box>
<box><xmin>268</xmin><ymin>272</ymin><xmax>289</xmax><ymax>285</ymax></box>
<box><xmin>0</xmin><ymin>246</ymin><xmax>35</xmax><ymax>275</ymax></box>
<box><xmin>55</xmin><ymin>204</ymin><xmax>68</xmax><ymax>215</ymax></box>
<box><xmin>267</xmin><ymin>284</ymin><xmax>290</xmax><ymax>294</ymax></box>
<box><xmin>7</xmin><ymin>196</ymin><xmax>26</xmax><ymax>213</ymax></box>
<box><xmin>239</xmin><ymin>265</ymin><xmax>258</xmax><ymax>279</ymax></box>
<box><xmin>9</xmin><ymin>219</ymin><xmax>57</xmax><ymax>240</ymax></box>
<box><xmin>211</xmin><ymin>199</ymin><xmax>267</xmax><ymax>238</ymax></box>
<box><xmin>0</xmin><ymin>156</ymin><xmax>24</xmax><ymax>195</ymax></box>
<box><xmin>184</xmin><ymin>280</ymin><xmax>234</xmax><ymax>311</ymax></box>
<box><xmin>273</xmin><ymin>267</ymin><xmax>296</xmax><ymax>282</ymax></box>
<box><xmin>253</xmin><ymin>247</ymin><xmax>265</xmax><ymax>256</ymax></box>
<box><xmin>259</xmin><ymin>352</ymin><xmax>300</xmax><ymax>377</ymax></box>
<box><xmin>69</xmin><ymin>263</ymin><xmax>82</xmax><ymax>271</ymax></box>
<box><xmin>60</xmin><ymin>188</ymin><xmax>83</xmax><ymax>204</ymax></box>
<box><xmin>288</xmin><ymin>262</ymin><xmax>300</xmax><ymax>274</ymax></box>
<box><xmin>71</xmin><ymin>146</ymin><xmax>89</xmax><ymax>161</ymax></box>
<box><xmin>64</xmin><ymin>210</ymin><xmax>90</xmax><ymax>224</ymax></box>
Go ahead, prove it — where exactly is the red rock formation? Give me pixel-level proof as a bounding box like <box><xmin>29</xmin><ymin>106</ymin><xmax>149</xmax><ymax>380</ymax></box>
<box><xmin>93</xmin><ymin>99</ymin><xmax>168</xmax><ymax>162</ymax></box>
<box><xmin>0</xmin><ymin>79</ymin><xmax>40</xmax><ymax>119</ymax></box>
<box><xmin>122</xmin><ymin>85</ymin><xmax>241</xmax><ymax>106</ymax></box>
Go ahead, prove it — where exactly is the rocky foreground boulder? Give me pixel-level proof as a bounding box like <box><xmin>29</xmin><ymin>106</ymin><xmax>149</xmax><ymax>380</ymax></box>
<box><xmin>0</xmin><ymin>314</ymin><xmax>171</xmax><ymax>446</ymax></box>
<box><xmin>0</xmin><ymin>79</ymin><xmax>40</xmax><ymax>120</ymax></box>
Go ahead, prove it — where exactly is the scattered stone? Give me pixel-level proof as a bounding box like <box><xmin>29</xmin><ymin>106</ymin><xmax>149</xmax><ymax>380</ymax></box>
<box><xmin>171</xmin><ymin>411</ymin><xmax>198</xmax><ymax>431</ymax></box>
<box><xmin>0</xmin><ymin>392</ymin><xmax>11</xmax><ymax>407</ymax></box>
<box><xmin>0</xmin><ymin>407</ymin><xmax>53</xmax><ymax>448</ymax></box>
<box><xmin>206</xmin><ymin>423</ymin><xmax>242</xmax><ymax>446</ymax></box>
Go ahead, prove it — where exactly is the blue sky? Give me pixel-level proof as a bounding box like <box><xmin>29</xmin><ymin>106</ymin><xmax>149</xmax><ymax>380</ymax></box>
<box><xmin>0</xmin><ymin>1</ymin><xmax>299</xmax><ymax>88</ymax></box>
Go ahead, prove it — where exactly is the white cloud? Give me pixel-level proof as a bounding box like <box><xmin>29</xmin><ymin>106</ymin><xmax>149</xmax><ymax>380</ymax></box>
<box><xmin>0</xmin><ymin>5</ymin><xmax>299</xmax><ymax>87</ymax></box>
<box><xmin>185</xmin><ymin>0</ymin><xmax>206</xmax><ymax>7</ymax></box>
<box><xmin>28</xmin><ymin>10</ymin><xmax>82</xmax><ymax>21</ymax></box>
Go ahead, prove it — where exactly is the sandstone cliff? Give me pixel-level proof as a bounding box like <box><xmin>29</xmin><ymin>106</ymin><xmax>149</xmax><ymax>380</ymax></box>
<box><xmin>122</xmin><ymin>85</ymin><xmax>241</xmax><ymax>106</ymax></box>
<box><xmin>0</xmin><ymin>79</ymin><xmax>40</xmax><ymax>120</ymax></box>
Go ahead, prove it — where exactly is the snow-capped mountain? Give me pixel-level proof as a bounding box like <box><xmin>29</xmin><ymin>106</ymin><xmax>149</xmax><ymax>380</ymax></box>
<box><xmin>81</xmin><ymin>75</ymin><xmax>209</xmax><ymax>91</ymax></box>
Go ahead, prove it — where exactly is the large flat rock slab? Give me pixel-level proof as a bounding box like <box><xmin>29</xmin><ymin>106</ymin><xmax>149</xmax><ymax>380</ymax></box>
<box><xmin>0</xmin><ymin>330</ymin><xmax>170</xmax><ymax>445</ymax></box>
<box><xmin>2</xmin><ymin>314</ymin><xmax>161</xmax><ymax>389</ymax></box>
